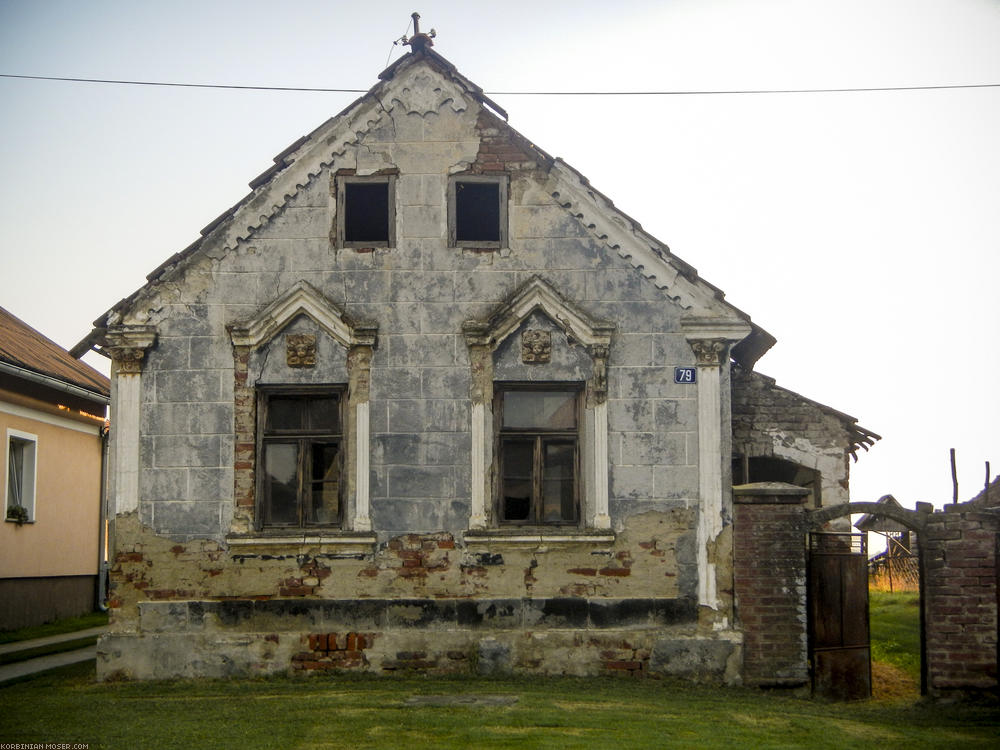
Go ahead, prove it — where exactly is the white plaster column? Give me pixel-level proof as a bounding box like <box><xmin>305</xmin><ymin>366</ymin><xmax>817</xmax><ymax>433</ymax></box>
<box><xmin>469</xmin><ymin>402</ymin><xmax>488</xmax><ymax>529</ymax></box>
<box><xmin>587</xmin><ymin>343</ymin><xmax>611</xmax><ymax>530</ymax></box>
<box><xmin>347</xmin><ymin>343</ymin><xmax>375</xmax><ymax>532</ymax></box>
<box><xmin>463</xmin><ymin>336</ymin><xmax>493</xmax><ymax>530</ymax></box>
<box><xmin>591</xmin><ymin>399</ymin><xmax>611</xmax><ymax>529</ymax></box>
<box><xmin>693</xmin><ymin>340</ymin><xmax>725</xmax><ymax>608</ymax></box>
<box><xmin>683</xmin><ymin>317</ymin><xmax>751</xmax><ymax>611</ymax></box>
<box><xmin>104</xmin><ymin>327</ymin><xmax>157</xmax><ymax>517</ymax></box>
<box><xmin>354</xmin><ymin>401</ymin><xmax>371</xmax><ymax>531</ymax></box>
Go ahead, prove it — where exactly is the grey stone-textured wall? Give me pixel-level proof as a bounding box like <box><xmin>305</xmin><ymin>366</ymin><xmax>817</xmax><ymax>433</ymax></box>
<box><xmin>100</xmin><ymin>56</ymin><xmax>779</xmax><ymax>682</ymax></box>
<box><xmin>133</xmin><ymin>89</ymin><xmax>701</xmax><ymax>542</ymax></box>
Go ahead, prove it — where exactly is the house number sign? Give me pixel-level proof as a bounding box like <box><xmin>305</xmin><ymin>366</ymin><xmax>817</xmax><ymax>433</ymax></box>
<box><xmin>674</xmin><ymin>367</ymin><xmax>697</xmax><ymax>384</ymax></box>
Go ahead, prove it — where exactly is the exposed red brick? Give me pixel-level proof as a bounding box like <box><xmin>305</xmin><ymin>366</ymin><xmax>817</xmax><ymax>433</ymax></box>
<box><xmin>598</xmin><ymin>567</ymin><xmax>630</xmax><ymax>577</ymax></box>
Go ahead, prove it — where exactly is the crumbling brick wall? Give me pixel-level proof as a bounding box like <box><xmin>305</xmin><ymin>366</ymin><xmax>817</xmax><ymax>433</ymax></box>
<box><xmin>731</xmin><ymin>365</ymin><xmax>875</xmax><ymax>508</ymax></box>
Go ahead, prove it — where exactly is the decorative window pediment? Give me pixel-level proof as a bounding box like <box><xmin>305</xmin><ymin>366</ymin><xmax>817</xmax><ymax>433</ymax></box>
<box><xmin>462</xmin><ymin>277</ymin><xmax>614</xmax><ymax>532</ymax></box>
<box><xmin>228</xmin><ymin>281</ymin><xmax>377</xmax><ymax>535</ymax></box>
<box><xmin>462</xmin><ymin>275</ymin><xmax>614</xmax><ymax>353</ymax></box>
<box><xmin>228</xmin><ymin>281</ymin><xmax>376</xmax><ymax>351</ymax></box>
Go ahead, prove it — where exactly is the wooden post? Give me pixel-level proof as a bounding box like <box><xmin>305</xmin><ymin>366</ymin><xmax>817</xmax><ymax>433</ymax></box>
<box><xmin>950</xmin><ymin>448</ymin><xmax>958</xmax><ymax>504</ymax></box>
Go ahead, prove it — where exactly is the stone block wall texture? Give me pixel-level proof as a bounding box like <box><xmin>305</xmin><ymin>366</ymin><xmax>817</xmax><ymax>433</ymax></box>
<box><xmin>129</xmin><ymin>75</ymin><xmax>700</xmax><ymax>543</ymax></box>
<box><xmin>922</xmin><ymin>506</ymin><xmax>999</xmax><ymax>699</ymax></box>
<box><xmin>733</xmin><ymin>491</ymin><xmax>809</xmax><ymax>687</ymax></box>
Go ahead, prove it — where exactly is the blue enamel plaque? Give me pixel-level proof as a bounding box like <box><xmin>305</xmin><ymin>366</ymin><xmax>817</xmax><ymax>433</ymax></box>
<box><xmin>674</xmin><ymin>367</ymin><xmax>697</xmax><ymax>384</ymax></box>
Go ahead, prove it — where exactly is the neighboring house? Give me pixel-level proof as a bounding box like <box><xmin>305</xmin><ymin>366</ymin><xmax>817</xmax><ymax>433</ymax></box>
<box><xmin>1</xmin><ymin>307</ymin><xmax>110</xmax><ymax>630</ymax></box>
<box><xmin>75</xmin><ymin>36</ymin><xmax>877</xmax><ymax>680</ymax></box>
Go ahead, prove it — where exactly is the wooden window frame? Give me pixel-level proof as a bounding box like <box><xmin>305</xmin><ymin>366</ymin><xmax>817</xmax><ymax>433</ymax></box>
<box><xmin>448</xmin><ymin>174</ymin><xmax>508</xmax><ymax>249</ymax></box>
<box><xmin>493</xmin><ymin>383</ymin><xmax>581</xmax><ymax>526</ymax></box>
<box><xmin>337</xmin><ymin>175</ymin><xmax>396</xmax><ymax>249</ymax></box>
<box><xmin>256</xmin><ymin>385</ymin><xmax>346</xmax><ymax>530</ymax></box>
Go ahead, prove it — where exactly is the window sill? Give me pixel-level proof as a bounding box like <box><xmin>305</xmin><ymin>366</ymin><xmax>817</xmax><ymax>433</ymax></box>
<box><xmin>4</xmin><ymin>518</ymin><xmax>35</xmax><ymax>525</ymax></box>
<box><xmin>463</xmin><ymin>528</ymin><xmax>615</xmax><ymax>546</ymax></box>
<box><xmin>226</xmin><ymin>532</ymin><xmax>376</xmax><ymax>552</ymax></box>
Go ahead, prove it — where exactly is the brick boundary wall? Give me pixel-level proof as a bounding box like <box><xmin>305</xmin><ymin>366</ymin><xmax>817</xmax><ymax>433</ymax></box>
<box><xmin>922</xmin><ymin>506</ymin><xmax>999</xmax><ymax>700</ymax></box>
<box><xmin>733</xmin><ymin>483</ymin><xmax>810</xmax><ymax>688</ymax></box>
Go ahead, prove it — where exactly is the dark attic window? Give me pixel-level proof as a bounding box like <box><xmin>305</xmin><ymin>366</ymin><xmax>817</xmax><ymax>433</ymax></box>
<box><xmin>449</xmin><ymin>176</ymin><xmax>508</xmax><ymax>248</ymax></box>
<box><xmin>339</xmin><ymin>176</ymin><xmax>395</xmax><ymax>247</ymax></box>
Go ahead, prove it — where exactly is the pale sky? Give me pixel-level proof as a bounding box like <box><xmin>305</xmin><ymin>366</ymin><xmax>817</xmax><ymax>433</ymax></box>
<box><xmin>1</xmin><ymin>0</ymin><xmax>998</xmax><ymax>515</ymax></box>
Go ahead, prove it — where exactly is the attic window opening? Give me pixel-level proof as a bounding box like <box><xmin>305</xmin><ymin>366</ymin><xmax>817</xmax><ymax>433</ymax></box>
<box><xmin>449</xmin><ymin>176</ymin><xmax>507</xmax><ymax>248</ymax></box>
<box><xmin>339</xmin><ymin>176</ymin><xmax>395</xmax><ymax>248</ymax></box>
<box><xmin>733</xmin><ymin>455</ymin><xmax>821</xmax><ymax>507</ymax></box>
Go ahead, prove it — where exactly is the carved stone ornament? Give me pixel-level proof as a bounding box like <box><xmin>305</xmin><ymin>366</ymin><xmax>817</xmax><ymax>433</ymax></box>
<box><xmin>348</xmin><ymin>345</ymin><xmax>374</xmax><ymax>401</ymax></box>
<box><xmin>690</xmin><ymin>339</ymin><xmax>727</xmax><ymax>367</ymax></box>
<box><xmin>286</xmin><ymin>334</ymin><xmax>317</xmax><ymax>368</ymax></box>
<box><xmin>521</xmin><ymin>330</ymin><xmax>552</xmax><ymax>364</ymax></box>
<box><xmin>112</xmin><ymin>348</ymin><xmax>146</xmax><ymax>375</ymax></box>
<box><xmin>390</xmin><ymin>71</ymin><xmax>468</xmax><ymax>116</ymax></box>
<box><xmin>588</xmin><ymin>344</ymin><xmax>610</xmax><ymax>404</ymax></box>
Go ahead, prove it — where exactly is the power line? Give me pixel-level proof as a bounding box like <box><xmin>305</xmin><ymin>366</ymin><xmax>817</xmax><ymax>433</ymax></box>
<box><xmin>2</xmin><ymin>73</ymin><xmax>999</xmax><ymax>96</ymax></box>
<box><xmin>0</xmin><ymin>74</ymin><xmax>366</xmax><ymax>94</ymax></box>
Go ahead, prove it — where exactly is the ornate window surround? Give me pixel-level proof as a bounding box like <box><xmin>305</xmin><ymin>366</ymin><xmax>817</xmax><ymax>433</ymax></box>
<box><xmin>462</xmin><ymin>276</ymin><xmax>615</xmax><ymax>536</ymax></box>
<box><xmin>227</xmin><ymin>281</ymin><xmax>377</xmax><ymax>539</ymax></box>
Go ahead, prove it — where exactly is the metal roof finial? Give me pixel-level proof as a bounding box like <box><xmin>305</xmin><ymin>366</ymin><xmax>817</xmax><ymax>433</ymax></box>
<box><xmin>402</xmin><ymin>11</ymin><xmax>436</xmax><ymax>52</ymax></box>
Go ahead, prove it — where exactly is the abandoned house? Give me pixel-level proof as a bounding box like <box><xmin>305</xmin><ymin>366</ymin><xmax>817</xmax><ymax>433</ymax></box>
<box><xmin>74</xmin><ymin>34</ymin><xmax>883</xmax><ymax>683</ymax></box>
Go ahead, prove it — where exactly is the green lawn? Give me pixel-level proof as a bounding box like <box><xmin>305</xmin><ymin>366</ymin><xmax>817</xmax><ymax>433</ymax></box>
<box><xmin>869</xmin><ymin>590</ymin><xmax>922</xmax><ymax>683</ymax></box>
<box><xmin>2</xmin><ymin>664</ymin><xmax>997</xmax><ymax>749</ymax></box>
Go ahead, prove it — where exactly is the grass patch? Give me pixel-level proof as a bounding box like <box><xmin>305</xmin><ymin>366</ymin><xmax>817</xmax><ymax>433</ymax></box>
<box><xmin>0</xmin><ymin>636</ymin><xmax>99</xmax><ymax>666</ymax></box>
<box><xmin>870</xmin><ymin>590</ymin><xmax>921</xmax><ymax>683</ymax></box>
<box><xmin>0</xmin><ymin>611</ymin><xmax>108</xmax><ymax>644</ymax></box>
<box><xmin>1</xmin><ymin>671</ymin><xmax>998</xmax><ymax>749</ymax></box>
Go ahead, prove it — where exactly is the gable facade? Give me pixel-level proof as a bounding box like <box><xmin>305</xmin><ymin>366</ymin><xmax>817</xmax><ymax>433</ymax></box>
<box><xmin>84</xmin><ymin>48</ymin><xmax>869</xmax><ymax>681</ymax></box>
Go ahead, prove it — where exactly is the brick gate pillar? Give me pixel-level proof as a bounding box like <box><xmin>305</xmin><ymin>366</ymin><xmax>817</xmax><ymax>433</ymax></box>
<box><xmin>733</xmin><ymin>482</ymin><xmax>810</xmax><ymax>688</ymax></box>
<box><xmin>922</xmin><ymin>506</ymin><xmax>999</xmax><ymax>700</ymax></box>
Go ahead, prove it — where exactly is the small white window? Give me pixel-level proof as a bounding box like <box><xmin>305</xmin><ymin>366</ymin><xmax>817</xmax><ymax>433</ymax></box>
<box><xmin>6</xmin><ymin>430</ymin><xmax>37</xmax><ymax>524</ymax></box>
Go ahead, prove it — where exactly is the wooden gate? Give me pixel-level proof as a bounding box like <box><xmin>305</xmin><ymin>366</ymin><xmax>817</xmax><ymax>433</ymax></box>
<box><xmin>808</xmin><ymin>532</ymin><xmax>871</xmax><ymax>700</ymax></box>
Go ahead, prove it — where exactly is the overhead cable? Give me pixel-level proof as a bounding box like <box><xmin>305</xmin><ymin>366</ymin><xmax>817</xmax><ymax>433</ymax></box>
<box><xmin>2</xmin><ymin>73</ymin><xmax>998</xmax><ymax>96</ymax></box>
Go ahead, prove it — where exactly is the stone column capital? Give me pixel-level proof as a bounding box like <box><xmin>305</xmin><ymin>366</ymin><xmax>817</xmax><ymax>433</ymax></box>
<box><xmin>103</xmin><ymin>326</ymin><xmax>157</xmax><ymax>375</ymax></box>
<box><xmin>687</xmin><ymin>338</ymin><xmax>729</xmax><ymax>368</ymax></box>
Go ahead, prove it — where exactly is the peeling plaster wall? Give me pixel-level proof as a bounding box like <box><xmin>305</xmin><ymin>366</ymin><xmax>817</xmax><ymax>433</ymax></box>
<box><xmin>96</xmin><ymin>59</ymin><xmax>839</xmax><ymax>682</ymax></box>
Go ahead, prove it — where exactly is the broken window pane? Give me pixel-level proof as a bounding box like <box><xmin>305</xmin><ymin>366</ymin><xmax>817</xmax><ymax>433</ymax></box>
<box><xmin>496</xmin><ymin>386</ymin><xmax>579</xmax><ymax>525</ymax></box>
<box><xmin>309</xmin><ymin>442</ymin><xmax>341</xmax><ymax>524</ymax></box>
<box><xmin>260</xmin><ymin>389</ymin><xmax>344</xmax><ymax>528</ymax></box>
<box><xmin>502</xmin><ymin>391</ymin><xmax>577</xmax><ymax>430</ymax></box>
<box><xmin>501</xmin><ymin>438</ymin><xmax>533</xmax><ymax>521</ymax></box>
<box><xmin>542</xmin><ymin>441</ymin><xmax>575</xmax><ymax>522</ymax></box>
<box><xmin>264</xmin><ymin>442</ymin><xmax>299</xmax><ymax>526</ymax></box>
